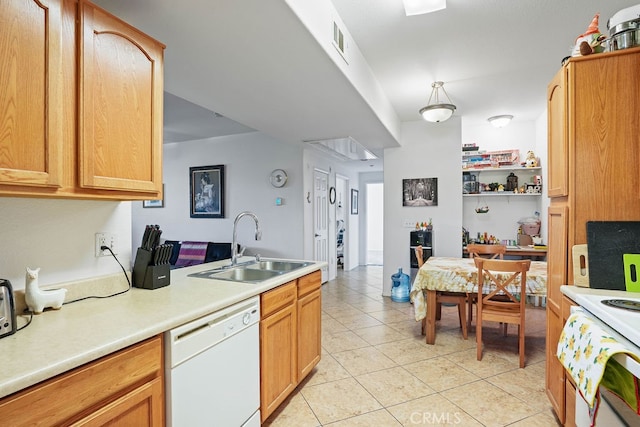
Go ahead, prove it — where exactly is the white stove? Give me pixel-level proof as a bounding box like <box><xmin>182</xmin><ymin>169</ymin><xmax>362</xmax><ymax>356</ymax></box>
<box><xmin>561</xmin><ymin>286</ymin><xmax>640</xmax><ymax>426</ymax></box>
<box><xmin>568</xmin><ymin>288</ymin><xmax>640</xmax><ymax>347</ymax></box>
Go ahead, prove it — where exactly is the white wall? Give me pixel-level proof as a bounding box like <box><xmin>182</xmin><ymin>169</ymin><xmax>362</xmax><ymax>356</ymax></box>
<box><xmin>383</xmin><ymin>118</ymin><xmax>463</xmax><ymax>295</ymax></box>
<box><xmin>131</xmin><ymin>132</ymin><xmax>305</xmax><ymax>259</ymax></box>
<box><xmin>0</xmin><ymin>198</ymin><xmax>132</xmax><ymax>289</ymax></box>
<box><xmin>534</xmin><ymin>110</ymin><xmax>550</xmax><ymax>243</ymax></box>
<box><xmin>460</xmin><ymin>120</ymin><xmax>544</xmax><ymax>242</ymax></box>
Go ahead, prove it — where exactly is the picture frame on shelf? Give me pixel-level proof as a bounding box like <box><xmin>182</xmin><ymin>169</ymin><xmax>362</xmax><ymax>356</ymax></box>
<box><xmin>189</xmin><ymin>165</ymin><xmax>225</xmax><ymax>218</ymax></box>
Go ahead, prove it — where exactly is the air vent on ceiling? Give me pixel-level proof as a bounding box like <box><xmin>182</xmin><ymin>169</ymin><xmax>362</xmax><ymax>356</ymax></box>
<box><xmin>306</xmin><ymin>137</ymin><xmax>377</xmax><ymax>162</ymax></box>
<box><xmin>332</xmin><ymin>20</ymin><xmax>348</xmax><ymax>63</ymax></box>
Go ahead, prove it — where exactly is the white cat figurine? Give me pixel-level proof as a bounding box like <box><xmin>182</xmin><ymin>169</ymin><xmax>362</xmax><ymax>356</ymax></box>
<box><xmin>25</xmin><ymin>267</ymin><xmax>67</xmax><ymax>314</ymax></box>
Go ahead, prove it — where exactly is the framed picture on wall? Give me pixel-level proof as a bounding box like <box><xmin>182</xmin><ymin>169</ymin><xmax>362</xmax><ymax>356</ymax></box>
<box><xmin>142</xmin><ymin>184</ymin><xmax>165</xmax><ymax>208</ymax></box>
<box><xmin>351</xmin><ymin>189</ymin><xmax>359</xmax><ymax>214</ymax></box>
<box><xmin>190</xmin><ymin>165</ymin><xmax>225</xmax><ymax>218</ymax></box>
<box><xmin>402</xmin><ymin>177</ymin><xmax>438</xmax><ymax>206</ymax></box>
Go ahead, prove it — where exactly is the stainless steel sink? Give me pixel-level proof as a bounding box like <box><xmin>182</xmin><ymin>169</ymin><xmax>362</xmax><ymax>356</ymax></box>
<box><xmin>188</xmin><ymin>259</ymin><xmax>313</xmax><ymax>283</ymax></box>
<box><xmin>189</xmin><ymin>267</ymin><xmax>283</xmax><ymax>283</ymax></box>
<box><xmin>245</xmin><ymin>260</ymin><xmax>312</xmax><ymax>272</ymax></box>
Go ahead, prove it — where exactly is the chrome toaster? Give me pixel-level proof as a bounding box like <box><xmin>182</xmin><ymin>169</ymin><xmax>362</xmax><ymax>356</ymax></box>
<box><xmin>0</xmin><ymin>279</ymin><xmax>17</xmax><ymax>339</ymax></box>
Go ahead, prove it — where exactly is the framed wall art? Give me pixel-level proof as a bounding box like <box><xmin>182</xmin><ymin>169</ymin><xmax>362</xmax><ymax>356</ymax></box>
<box><xmin>190</xmin><ymin>165</ymin><xmax>225</xmax><ymax>218</ymax></box>
<box><xmin>351</xmin><ymin>189</ymin><xmax>359</xmax><ymax>214</ymax></box>
<box><xmin>402</xmin><ymin>177</ymin><xmax>438</xmax><ymax>207</ymax></box>
<box><xmin>143</xmin><ymin>184</ymin><xmax>165</xmax><ymax>208</ymax></box>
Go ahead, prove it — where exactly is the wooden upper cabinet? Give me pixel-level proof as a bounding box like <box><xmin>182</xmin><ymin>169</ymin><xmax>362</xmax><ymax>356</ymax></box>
<box><xmin>547</xmin><ymin>67</ymin><xmax>567</xmax><ymax>198</ymax></box>
<box><xmin>0</xmin><ymin>0</ymin><xmax>63</xmax><ymax>188</ymax></box>
<box><xmin>79</xmin><ymin>1</ymin><xmax>164</xmax><ymax>194</ymax></box>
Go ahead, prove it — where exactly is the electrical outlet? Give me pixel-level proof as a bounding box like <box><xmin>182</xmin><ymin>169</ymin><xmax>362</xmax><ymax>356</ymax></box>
<box><xmin>95</xmin><ymin>232</ymin><xmax>117</xmax><ymax>257</ymax></box>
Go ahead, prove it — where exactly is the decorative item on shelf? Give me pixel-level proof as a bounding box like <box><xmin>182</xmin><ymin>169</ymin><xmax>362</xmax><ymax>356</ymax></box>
<box><xmin>487</xmin><ymin>115</ymin><xmax>513</xmax><ymax>128</ymax></box>
<box><xmin>475</xmin><ymin>199</ymin><xmax>489</xmax><ymax>213</ymax></box>
<box><xmin>505</xmin><ymin>172</ymin><xmax>518</xmax><ymax>192</ymax></box>
<box><xmin>526</xmin><ymin>183</ymin><xmax>542</xmax><ymax>194</ymax></box>
<box><xmin>419</xmin><ymin>81</ymin><xmax>456</xmax><ymax>123</ymax></box>
<box><xmin>25</xmin><ymin>267</ymin><xmax>67</xmax><ymax>314</ymax></box>
<box><xmin>523</xmin><ymin>151</ymin><xmax>538</xmax><ymax>168</ymax></box>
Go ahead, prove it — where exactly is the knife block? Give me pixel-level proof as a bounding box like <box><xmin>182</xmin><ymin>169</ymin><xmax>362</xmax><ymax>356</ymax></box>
<box><xmin>133</xmin><ymin>248</ymin><xmax>170</xmax><ymax>289</ymax></box>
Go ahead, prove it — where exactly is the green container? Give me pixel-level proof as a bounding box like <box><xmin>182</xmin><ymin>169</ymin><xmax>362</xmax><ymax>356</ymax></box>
<box><xmin>623</xmin><ymin>254</ymin><xmax>640</xmax><ymax>292</ymax></box>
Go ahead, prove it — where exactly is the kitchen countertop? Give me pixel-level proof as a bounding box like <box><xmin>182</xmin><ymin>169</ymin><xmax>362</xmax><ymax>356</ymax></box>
<box><xmin>0</xmin><ymin>257</ymin><xmax>324</xmax><ymax>399</ymax></box>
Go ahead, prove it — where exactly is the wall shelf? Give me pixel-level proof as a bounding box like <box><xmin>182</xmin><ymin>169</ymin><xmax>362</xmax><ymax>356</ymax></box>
<box><xmin>462</xmin><ymin>166</ymin><xmax>541</xmax><ymax>173</ymax></box>
<box><xmin>463</xmin><ymin>193</ymin><xmax>541</xmax><ymax>197</ymax></box>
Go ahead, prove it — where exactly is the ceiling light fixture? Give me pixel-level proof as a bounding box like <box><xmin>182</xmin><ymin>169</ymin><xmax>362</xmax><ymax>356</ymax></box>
<box><xmin>419</xmin><ymin>81</ymin><xmax>456</xmax><ymax>123</ymax></box>
<box><xmin>402</xmin><ymin>0</ymin><xmax>446</xmax><ymax>16</ymax></box>
<box><xmin>487</xmin><ymin>115</ymin><xmax>514</xmax><ymax>128</ymax></box>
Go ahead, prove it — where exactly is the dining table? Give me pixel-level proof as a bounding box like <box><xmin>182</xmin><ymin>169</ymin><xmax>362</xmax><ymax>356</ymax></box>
<box><xmin>410</xmin><ymin>256</ymin><xmax>547</xmax><ymax>344</ymax></box>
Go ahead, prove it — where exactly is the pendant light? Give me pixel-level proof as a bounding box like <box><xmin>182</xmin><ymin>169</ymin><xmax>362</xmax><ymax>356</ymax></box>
<box><xmin>419</xmin><ymin>81</ymin><xmax>456</xmax><ymax>123</ymax></box>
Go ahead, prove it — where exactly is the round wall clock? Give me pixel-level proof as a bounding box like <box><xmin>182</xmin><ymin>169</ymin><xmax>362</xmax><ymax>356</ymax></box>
<box><xmin>270</xmin><ymin>169</ymin><xmax>288</xmax><ymax>188</ymax></box>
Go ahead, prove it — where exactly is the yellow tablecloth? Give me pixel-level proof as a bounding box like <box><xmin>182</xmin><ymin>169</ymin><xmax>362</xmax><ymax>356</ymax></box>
<box><xmin>410</xmin><ymin>257</ymin><xmax>547</xmax><ymax>322</ymax></box>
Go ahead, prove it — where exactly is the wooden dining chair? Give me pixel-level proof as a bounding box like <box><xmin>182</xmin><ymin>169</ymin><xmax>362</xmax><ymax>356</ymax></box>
<box><xmin>474</xmin><ymin>257</ymin><xmax>531</xmax><ymax>368</ymax></box>
<box><xmin>415</xmin><ymin>246</ymin><xmax>468</xmax><ymax>339</ymax></box>
<box><xmin>465</xmin><ymin>244</ymin><xmax>506</xmax><ymax>329</ymax></box>
<box><xmin>466</xmin><ymin>244</ymin><xmax>506</xmax><ymax>260</ymax></box>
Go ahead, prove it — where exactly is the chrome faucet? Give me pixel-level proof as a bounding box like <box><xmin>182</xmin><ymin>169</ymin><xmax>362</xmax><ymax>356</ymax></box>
<box><xmin>231</xmin><ymin>211</ymin><xmax>262</xmax><ymax>266</ymax></box>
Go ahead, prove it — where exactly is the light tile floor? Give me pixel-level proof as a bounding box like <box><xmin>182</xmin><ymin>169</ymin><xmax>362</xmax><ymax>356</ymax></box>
<box><xmin>264</xmin><ymin>266</ymin><xmax>561</xmax><ymax>427</ymax></box>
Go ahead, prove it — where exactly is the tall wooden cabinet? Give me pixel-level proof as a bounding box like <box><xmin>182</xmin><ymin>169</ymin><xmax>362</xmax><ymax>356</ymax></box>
<box><xmin>545</xmin><ymin>47</ymin><xmax>640</xmax><ymax>424</ymax></box>
<box><xmin>0</xmin><ymin>0</ymin><xmax>164</xmax><ymax>200</ymax></box>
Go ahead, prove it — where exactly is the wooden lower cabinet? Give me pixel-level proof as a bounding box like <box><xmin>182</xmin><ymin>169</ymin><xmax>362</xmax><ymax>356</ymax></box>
<box><xmin>260</xmin><ymin>281</ymin><xmax>298</xmax><ymax>421</ymax></box>
<box><xmin>297</xmin><ymin>271</ymin><xmax>322</xmax><ymax>380</ymax></box>
<box><xmin>260</xmin><ymin>270</ymin><xmax>322</xmax><ymax>422</ymax></box>
<box><xmin>0</xmin><ymin>335</ymin><xmax>164</xmax><ymax>426</ymax></box>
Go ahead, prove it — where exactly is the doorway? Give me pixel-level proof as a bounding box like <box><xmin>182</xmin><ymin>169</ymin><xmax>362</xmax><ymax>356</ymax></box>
<box><xmin>366</xmin><ymin>182</ymin><xmax>383</xmax><ymax>265</ymax></box>
<box><xmin>335</xmin><ymin>175</ymin><xmax>348</xmax><ymax>269</ymax></box>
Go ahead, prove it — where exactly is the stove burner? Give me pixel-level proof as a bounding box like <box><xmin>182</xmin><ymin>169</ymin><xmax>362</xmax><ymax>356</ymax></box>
<box><xmin>601</xmin><ymin>299</ymin><xmax>640</xmax><ymax>312</ymax></box>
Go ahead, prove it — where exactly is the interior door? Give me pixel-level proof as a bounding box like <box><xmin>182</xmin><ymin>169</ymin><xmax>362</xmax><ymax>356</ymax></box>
<box><xmin>313</xmin><ymin>169</ymin><xmax>328</xmax><ymax>282</ymax></box>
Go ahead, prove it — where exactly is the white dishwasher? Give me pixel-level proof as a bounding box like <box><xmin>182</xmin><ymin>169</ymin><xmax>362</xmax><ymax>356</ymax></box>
<box><xmin>165</xmin><ymin>296</ymin><xmax>260</xmax><ymax>427</ymax></box>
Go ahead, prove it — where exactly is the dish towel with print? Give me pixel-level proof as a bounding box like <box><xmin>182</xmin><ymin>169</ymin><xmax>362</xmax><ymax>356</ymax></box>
<box><xmin>174</xmin><ymin>241</ymin><xmax>208</xmax><ymax>267</ymax></box>
<box><xmin>556</xmin><ymin>307</ymin><xmax>640</xmax><ymax>425</ymax></box>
